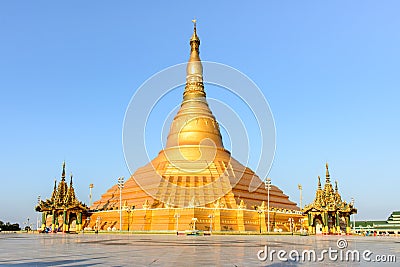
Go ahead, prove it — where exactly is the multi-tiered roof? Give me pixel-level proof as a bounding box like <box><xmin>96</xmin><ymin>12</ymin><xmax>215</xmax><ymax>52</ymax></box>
<box><xmin>36</xmin><ymin>162</ymin><xmax>87</xmax><ymax>212</ymax></box>
<box><xmin>303</xmin><ymin>163</ymin><xmax>356</xmax><ymax>214</ymax></box>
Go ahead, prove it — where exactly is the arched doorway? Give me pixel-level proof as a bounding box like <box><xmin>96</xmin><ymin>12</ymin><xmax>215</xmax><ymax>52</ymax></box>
<box><xmin>69</xmin><ymin>214</ymin><xmax>77</xmax><ymax>232</ymax></box>
<box><xmin>314</xmin><ymin>215</ymin><xmax>323</xmax><ymax>234</ymax></box>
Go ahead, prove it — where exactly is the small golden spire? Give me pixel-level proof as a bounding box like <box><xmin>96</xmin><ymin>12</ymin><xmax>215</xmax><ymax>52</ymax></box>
<box><xmin>184</xmin><ymin>19</ymin><xmax>205</xmax><ymax>100</ymax></box>
<box><xmin>61</xmin><ymin>161</ymin><xmax>66</xmax><ymax>181</ymax></box>
<box><xmin>192</xmin><ymin>18</ymin><xmax>197</xmax><ymax>30</ymax></box>
<box><xmin>191</xmin><ymin>18</ymin><xmax>198</xmax><ymax>40</ymax></box>
<box><xmin>189</xmin><ymin>19</ymin><xmax>200</xmax><ymax>51</ymax></box>
<box><xmin>317</xmin><ymin>176</ymin><xmax>321</xmax><ymax>190</ymax></box>
<box><xmin>325</xmin><ymin>162</ymin><xmax>330</xmax><ymax>183</ymax></box>
<box><xmin>335</xmin><ymin>180</ymin><xmax>338</xmax><ymax>192</ymax></box>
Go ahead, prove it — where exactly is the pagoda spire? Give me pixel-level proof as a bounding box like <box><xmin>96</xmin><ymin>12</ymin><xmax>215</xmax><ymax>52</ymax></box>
<box><xmin>61</xmin><ymin>161</ymin><xmax>66</xmax><ymax>181</ymax></box>
<box><xmin>65</xmin><ymin>173</ymin><xmax>77</xmax><ymax>206</ymax></box>
<box><xmin>335</xmin><ymin>180</ymin><xmax>338</xmax><ymax>193</ymax></box>
<box><xmin>317</xmin><ymin>176</ymin><xmax>321</xmax><ymax>190</ymax></box>
<box><xmin>184</xmin><ymin>19</ymin><xmax>205</xmax><ymax>100</ymax></box>
<box><xmin>325</xmin><ymin>162</ymin><xmax>331</xmax><ymax>184</ymax></box>
<box><xmin>50</xmin><ymin>178</ymin><xmax>57</xmax><ymax>202</ymax></box>
<box><xmin>69</xmin><ymin>173</ymin><xmax>73</xmax><ymax>187</ymax></box>
<box><xmin>55</xmin><ymin>162</ymin><xmax>68</xmax><ymax>206</ymax></box>
<box><xmin>165</xmin><ymin>21</ymin><xmax>223</xmax><ymax>149</ymax></box>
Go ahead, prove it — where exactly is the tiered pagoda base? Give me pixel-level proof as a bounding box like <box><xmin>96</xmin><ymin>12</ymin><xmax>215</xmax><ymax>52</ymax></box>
<box><xmin>85</xmin><ymin>207</ymin><xmax>302</xmax><ymax>233</ymax></box>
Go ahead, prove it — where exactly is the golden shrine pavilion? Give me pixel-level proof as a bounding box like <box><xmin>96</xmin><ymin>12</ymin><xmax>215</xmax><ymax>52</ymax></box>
<box><xmin>87</xmin><ymin>22</ymin><xmax>302</xmax><ymax>233</ymax></box>
<box><xmin>36</xmin><ymin>162</ymin><xmax>88</xmax><ymax>232</ymax></box>
<box><xmin>302</xmin><ymin>163</ymin><xmax>357</xmax><ymax>234</ymax></box>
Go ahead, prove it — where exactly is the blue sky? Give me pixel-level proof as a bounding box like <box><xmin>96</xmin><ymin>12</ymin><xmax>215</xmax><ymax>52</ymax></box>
<box><xmin>1</xmin><ymin>1</ymin><xmax>399</xmax><ymax>225</ymax></box>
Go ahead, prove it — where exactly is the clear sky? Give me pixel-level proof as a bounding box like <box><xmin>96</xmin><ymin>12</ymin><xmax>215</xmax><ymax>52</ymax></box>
<box><xmin>1</xmin><ymin>1</ymin><xmax>399</xmax><ymax>226</ymax></box>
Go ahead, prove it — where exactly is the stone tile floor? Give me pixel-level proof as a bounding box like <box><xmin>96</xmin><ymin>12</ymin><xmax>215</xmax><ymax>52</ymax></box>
<box><xmin>0</xmin><ymin>233</ymin><xmax>398</xmax><ymax>266</ymax></box>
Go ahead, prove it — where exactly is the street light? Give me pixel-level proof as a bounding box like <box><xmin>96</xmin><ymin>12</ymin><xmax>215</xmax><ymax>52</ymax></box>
<box><xmin>117</xmin><ymin>177</ymin><xmax>124</xmax><ymax>232</ymax></box>
<box><xmin>89</xmin><ymin>184</ymin><xmax>94</xmax><ymax>207</ymax></box>
<box><xmin>37</xmin><ymin>195</ymin><xmax>41</xmax><ymax>231</ymax></box>
<box><xmin>298</xmin><ymin>184</ymin><xmax>303</xmax><ymax>210</ymax></box>
<box><xmin>265</xmin><ymin>177</ymin><xmax>272</xmax><ymax>233</ymax></box>
<box><xmin>351</xmin><ymin>197</ymin><xmax>355</xmax><ymax>233</ymax></box>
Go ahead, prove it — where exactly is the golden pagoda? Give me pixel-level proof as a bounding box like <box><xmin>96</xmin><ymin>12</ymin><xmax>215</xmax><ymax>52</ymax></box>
<box><xmin>89</xmin><ymin>22</ymin><xmax>302</xmax><ymax>233</ymax></box>
<box><xmin>302</xmin><ymin>163</ymin><xmax>357</xmax><ymax>234</ymax></box>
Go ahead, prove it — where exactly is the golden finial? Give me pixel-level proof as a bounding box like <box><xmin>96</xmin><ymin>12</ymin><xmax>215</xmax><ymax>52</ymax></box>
<box><xmin>61</xmin><ymin>161</ymin><xmax>66</xmax><ymax>180</ymax></box>
<box><xmin>317</xmin><ymin>176</ymin><xmax>321</xmax><ymax>189</ymax></box>
<box><xmin>190</xmin><ymin>18</ymin><xmax>199</xmax><ymax>42</ymax></box>
<box><xmin>325</xmin><ymin>162</ymin><xmax>330</xmax><ymax>183</ymax></box>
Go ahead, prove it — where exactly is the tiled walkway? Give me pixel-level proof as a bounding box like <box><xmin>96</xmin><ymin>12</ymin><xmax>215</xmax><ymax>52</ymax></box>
<box><xmin>0</xmin><ymin>233</ymin><xmax>398</xmax><ymax>266</ymax></box>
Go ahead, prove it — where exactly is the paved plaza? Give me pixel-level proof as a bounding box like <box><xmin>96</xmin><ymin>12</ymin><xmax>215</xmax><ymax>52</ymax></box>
<box><xmin>0</xmin><ymin>233</ymin><xmax>399</xmax><ymax>266</ymax></box>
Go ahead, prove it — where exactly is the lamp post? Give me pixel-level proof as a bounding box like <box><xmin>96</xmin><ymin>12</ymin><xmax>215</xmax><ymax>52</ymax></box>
<box><xmin>174</xmin><ymin>213</ymin><xmax>180</xmax><ymax>233</ymax></box>
<box><xmin>117</xmin><ymin>177</ymin><xmax>124</xmax><ymax>232</ymax></box>
<box><xmin>208</xmin><ymin>214</ymin><xmax>213</xmax><ymax>233</ymax></box>
<box><xmin>36</xmin><ymin>195</ymin><xmax>41</xmax><ymax>231</ymax></box>
<box><xmin>298</xmin><ymin>184</ymin><xmax>302</xmax><ymax>210</ymax></box>
<box><xmin>89</xmin><ymin>184</ymin><xmax>94</xmax><ymax>207</ymax></box>
<box><xmin>351</xmin><ymin>197</ymin><xmax>355</xmax><ymax>232</ymax></box>
<box><xmin>265</xmin><ymin>177</ymin><xmax>272</xmax><ymax>233</ymax></box>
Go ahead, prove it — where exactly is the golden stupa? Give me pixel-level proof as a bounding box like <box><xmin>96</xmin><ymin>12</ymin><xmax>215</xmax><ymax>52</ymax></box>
<box><xmin>90</xmin><ymin>22</ymin><xmax>302</xmax><ymax>232</ymax></box>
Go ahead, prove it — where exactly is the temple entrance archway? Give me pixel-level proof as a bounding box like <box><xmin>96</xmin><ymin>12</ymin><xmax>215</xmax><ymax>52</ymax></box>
<box><xmin>314</xmin><ymin>215</ymin><xmax>323</xmax><ymax>234</ymax></box>
<box><xmin>69</xmin><ymin>214</ymin><xmax>77</xmax><ymax>232</ymax></box>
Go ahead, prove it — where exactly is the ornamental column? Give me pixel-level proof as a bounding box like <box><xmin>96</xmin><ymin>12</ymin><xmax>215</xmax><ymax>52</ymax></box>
<box><xmin>77</xmin><ymin>212</ymin><xmax>82</xmax><ymax>232</ymax></box>
<box><xmin>62</xmin><ymin>210</ymin><xmax>67</xmax><ymax>232</ymax></box>
<box><xmin>336</xmin><ymin>211</ymin><xmax>340</xmax><ymax>233</ymax></box>
<box><xmin>323</xmin><ymin>212</ymin><xmax>329</xmax><ymax>234</ymax></box>
<box><xmin>308</xmin><ymin>213</ymin><xmax>313</xmax><ymax>233</ymax></box>
<box><xmin>41</xmin><ymin>212</ymin><xmax>46</xmax><ymax>231</ymax></box>
<box><xmin>345</xmin><ymin>215</ymin><xmax>351</xmax><ymax>234</ymax></box>
<box><xmin>52</xmin><ymin>210</ymin><xmax>56</xmax><ymax>232</ymax></box>
<box><xmin>55</xmin><ymin>211</ymin><xmax>59</xmax><ymax>232</ymax></box>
